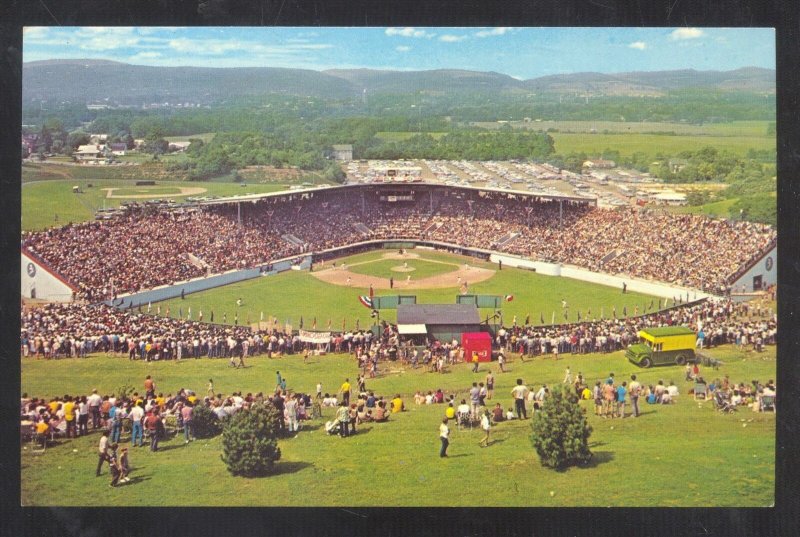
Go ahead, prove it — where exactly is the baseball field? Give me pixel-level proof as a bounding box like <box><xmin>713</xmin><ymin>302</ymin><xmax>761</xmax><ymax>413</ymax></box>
<box><xmin>152</xmin><ymin>249</ymin><xmax>664</xmax><ymax>329</ymax></box>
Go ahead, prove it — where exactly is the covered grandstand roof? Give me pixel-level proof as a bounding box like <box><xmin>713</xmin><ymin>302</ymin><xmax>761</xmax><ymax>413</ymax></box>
<box><xmin>196</xmin><ymin>182</ymin><xmax>595</xmax><ymax>207</ymax></box>
<box><xmin>397</xmin><ymin>304</ymin><xmax>481</xmax><ymax>326</ymax></box>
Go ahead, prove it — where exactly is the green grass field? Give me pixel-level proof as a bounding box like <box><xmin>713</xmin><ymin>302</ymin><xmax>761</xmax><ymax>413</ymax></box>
<box><xmin>156</xmin><ymin>250</ymin><xmax>661</xmax><ymax>328</ymax></box>
<box><xmin>550</xmin><ymin>132</ymin><xmax>775</xmax><ymax>158</ymax></box>
<box><xmin>20</xmin><ymin>344</ymin><xmax>775</xmax><ymax>506</ymax></box>
<box><xmin>21</xmin><ymin>179</ymin><xmax>290</xmax><ymax>232</ymax></box>
<box><xmin>473</xmin><ymin>120</ymin><xmax>773</xmax><ymax>137</ymax></box>
<box><xmin>347</xmin><ymin>258</ymin><xmax>458</xmax><ymax>279</ymax></box>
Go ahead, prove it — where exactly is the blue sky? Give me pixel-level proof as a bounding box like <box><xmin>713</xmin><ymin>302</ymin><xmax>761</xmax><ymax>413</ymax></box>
<box><xmin>23</xmin><ymin>27</ymin><xmax>775</xmax><ymax>79</ymax></box>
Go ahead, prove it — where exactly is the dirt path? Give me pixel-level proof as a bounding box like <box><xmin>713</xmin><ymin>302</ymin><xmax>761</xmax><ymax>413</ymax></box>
<box><xmin>103</xmin><ymin>186</ymin><xmax>208</xmax><ymax>199</ymax></box>
<box><xmin>311</xmin><ymin>251</ymin><xmax>495</xmax><ymax>290</ymax></box>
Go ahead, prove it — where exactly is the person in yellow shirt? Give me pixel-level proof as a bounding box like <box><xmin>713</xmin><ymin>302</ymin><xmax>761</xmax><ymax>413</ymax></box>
<box><xmin>339</xmin><ymin>378</ymin><xmax>351</xmax><ymax>406</ymax></box>
<box><xmin>155</xmin><ymin>393</ymin><xmax>166</xmax><ymax>409</ymax></box>
<box><xmin>63</xmin><ymin>396</ymin><xmax>76</xmax><ymax>438</ymax></box>
<box><xmin>48</xmin><ymin>398</ymin><xmax>59</xmax><ymax>415</ymax></box>
<box><xmin>391</xmin><ymin>394</ymin><xmax>404</xmax><ymax>413</ymax></box>
<box><xmin>445</xmin><ymin>402</ymin><xmax>456</xmax><ymax>420</ymax></box>
<box><xmin>35</xmin><ymin>419</ymin><xmax>50</xmax><ymax>447</ymax></box>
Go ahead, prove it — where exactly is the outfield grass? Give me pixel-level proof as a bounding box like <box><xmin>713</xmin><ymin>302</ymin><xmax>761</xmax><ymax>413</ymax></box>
<box><xmin>348</xmin><ymin>258</ymin><xmax>458</xmax><ymax>279</ymax></box>
<box><xmin>20</xmin><ymin>344</ymin><xmax>775</xmax><ymax>506</ymax></box>
<box><xmin>21</xmin><ymin>179</ymin><xmax>290</xmax><ymax>232</ymax></box>
<box><xmin>156</xmin><ymin>250</ymin><xmax>661</xmax><ymax>328</ymax></box>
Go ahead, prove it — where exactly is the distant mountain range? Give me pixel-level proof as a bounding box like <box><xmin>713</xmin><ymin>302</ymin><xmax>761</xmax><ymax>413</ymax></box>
<box><xmin>22</xmin><ymin>59</ymin><xmax>775</xmax><ymax>104</ymax></box>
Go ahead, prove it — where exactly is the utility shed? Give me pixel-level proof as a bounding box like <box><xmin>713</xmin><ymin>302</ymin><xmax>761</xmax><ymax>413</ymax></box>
<box><xmin>396</xmin><ymin>304</ymin><xmax>481</xmax><ymax>343</ymax></box>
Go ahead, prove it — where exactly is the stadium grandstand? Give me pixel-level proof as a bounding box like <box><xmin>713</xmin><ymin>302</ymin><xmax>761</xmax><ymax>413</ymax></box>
<box><xmin>22</xmin><ymin>183</ymin><xmax>776</xmax><ymax>302</ymax></box>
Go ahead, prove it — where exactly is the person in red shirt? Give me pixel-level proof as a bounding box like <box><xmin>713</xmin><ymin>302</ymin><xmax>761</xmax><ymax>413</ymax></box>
<box><xmin>144</xmin><ymin>375</ymin><xmax>155</xmax><ymax>399</ymax></box>
<box><xmin>144</xmin><ymin>408</ymin><xmax>161</xmax><ymax>452</ymax></box>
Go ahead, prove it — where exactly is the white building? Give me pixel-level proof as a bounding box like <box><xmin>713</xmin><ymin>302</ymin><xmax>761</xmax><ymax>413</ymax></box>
<box><xmin>21</xmin><ymin>250</ymin><xmax>77</xmax><ymax>302</ymax></box>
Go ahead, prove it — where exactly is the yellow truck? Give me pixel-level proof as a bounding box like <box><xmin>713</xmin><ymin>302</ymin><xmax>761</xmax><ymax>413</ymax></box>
<box><xmin>625</xmin><ymin>326</ymin><xmax>696</xmax><ymax>368</ymax></box>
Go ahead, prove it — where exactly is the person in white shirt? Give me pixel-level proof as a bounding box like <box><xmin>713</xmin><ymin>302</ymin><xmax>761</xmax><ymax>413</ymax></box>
<box><xmin>511</xmin><ymin>379</ymin><xmax>529</xmax><ymax>419</ymax></box>
<box><xmin>439</xmin><ymin>418</ymin><xmax>450</xmax><ymax>457</ymax></box>
<box><xmin>479</xmin><ymin>410</ymin><xmax>491</xmax><ymax>447</ymax></box>
<box><xmin>87</xmin><ymin>389</ymin><xmax>102</xmax><ymax>429</ymax></box>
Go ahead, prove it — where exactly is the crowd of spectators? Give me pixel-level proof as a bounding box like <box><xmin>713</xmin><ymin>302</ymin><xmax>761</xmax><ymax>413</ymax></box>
<box><xmin>22</xmin><ymin>189</ymin><xmax>775</xmax><ymax>300</ymax></box>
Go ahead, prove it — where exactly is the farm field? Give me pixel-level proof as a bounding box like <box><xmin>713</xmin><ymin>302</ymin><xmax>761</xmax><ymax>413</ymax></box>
<box><xmin>154</xmin><ymin>249</ymin><xmax>662</xmax><ymax>328</ymax></box>
<box><xmin>21</xmin><ymin>178</ymin><xmax>289</xmax><ymax>232</ymax></box>
<box><xmin>472</xmin><ymin>120</ymin><xmax>773</xmax><ymax>137</ymax></box>
<box><xmin>20</xmin><ymin>344</ymin><xmax>775</xmax><ymax>506</ymax></box>
<box><xmin>549</xmin><ymin>132</ymin><xmax>775</xmax><ymax>158</ymax></box>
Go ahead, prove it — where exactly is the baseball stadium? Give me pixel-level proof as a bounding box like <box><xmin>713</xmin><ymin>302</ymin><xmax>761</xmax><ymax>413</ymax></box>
<box><xmin>20</xmin><ymin>177</ymin><xmax>777</xmax><ymax>507</ymax></box>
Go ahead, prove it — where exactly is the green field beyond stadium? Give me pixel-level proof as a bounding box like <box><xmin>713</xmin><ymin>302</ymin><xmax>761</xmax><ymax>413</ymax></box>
<box><xmin>153</xmin><ymin>250</ymin><xmax>662</xmax><ymax>328</ymax></box>
<box><xmin>20</xmin><ymin>345</ymin><xmax>775</xmax><ymax>506</ymax></box>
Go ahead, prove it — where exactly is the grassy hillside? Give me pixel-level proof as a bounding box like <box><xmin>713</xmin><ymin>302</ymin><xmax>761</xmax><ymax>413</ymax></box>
<box><xmin>21</xmin><ymin>344</ymin><xmax>775</xmax><ymax>506</ymax></box>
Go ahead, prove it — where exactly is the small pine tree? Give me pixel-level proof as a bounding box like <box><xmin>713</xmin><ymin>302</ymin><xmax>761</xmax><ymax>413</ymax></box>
<box><xmin>221</xmin><ymin>402</ymin><xmax>282</xmax><ymax>477</ymax></box>
<box><xmin>191</xmin><ymin>404</ymin><xmax>222</xmax><ymax>439</ymax></box>
<box><xmin>531</xmin><ymin>384</ymin><xmax>593</xmax><ymax>469</ymax></box>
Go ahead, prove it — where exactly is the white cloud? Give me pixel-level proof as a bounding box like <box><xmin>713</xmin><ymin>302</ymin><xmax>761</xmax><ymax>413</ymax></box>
<box><xmin>137</xmin><ymin>27</ymin><xmax>184</xmax><ymax>35</ymax></box>
<box><xmin>475</xmin><ymin>27</ymin><xmax>512</xmax><ymax>38</ymax></box>
<box><xmin>395</xmin><ymin>45</ymin><xmax>411</xmax><ymax>52</ymax></box>
<box><xmin>628</xmin><ymin>41</ymin><xmax>647</xmax><ymax>50</ymax></box>
<box><xmin>385</xmin><ymin>27</ymin><xmax>435</xmax><ymax>39</ymax></box>
<box><xmin>439</xmin><ymin>34</ymin><xmax>467</xmax><ymax>43</ymax></box>
<box><xmin>669</xmin><ymin>28</ymin><xmax>705</xmax><ymax>40</ymax></box>
<box><xmin>128</xmin><ymin>51</ymin><xmax>163</xmax><ymax>62</ymax></box>
<box><xmin>23</xmin><ymin>27</ymin><xmax>49</xmax><ymax>38</ymax></box>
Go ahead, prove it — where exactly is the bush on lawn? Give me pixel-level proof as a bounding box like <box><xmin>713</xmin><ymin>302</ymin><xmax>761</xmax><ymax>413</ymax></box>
<box><xmin>221</xmin><ymin>402</ymin><xmax>282</xmax><ymax>477</ymax></box>
<box><xmin>191</xmin><ymin>404</ymin><xmax>222</xmax><ymax>439</ymax></box>
<box><xmin>531</xmin><ymin>384</ymin><xmax>593</xmax><ymax>469</ymax></box>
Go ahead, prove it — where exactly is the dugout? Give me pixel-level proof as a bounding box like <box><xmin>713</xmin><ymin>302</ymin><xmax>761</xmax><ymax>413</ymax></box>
<box><xmin>396</xmin><ymin>304</ymin><xmax>482</xmax><ymax>343</ymax></box>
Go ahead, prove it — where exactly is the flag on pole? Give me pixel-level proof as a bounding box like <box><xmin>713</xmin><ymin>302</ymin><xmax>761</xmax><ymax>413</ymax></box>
<box><xmin>260</xmin><ymin>311</ymin><xmax>264</xmax><ymax>321</ymax></box>
<box><xmin>199</xmin><ymin>310</ymin><xmax>203</xmax><ymax>321</ymax></box>
<box><xmin>358</xmin><ymin>296</ymin><xmax>374</xmax><ymax>309</ymax></box>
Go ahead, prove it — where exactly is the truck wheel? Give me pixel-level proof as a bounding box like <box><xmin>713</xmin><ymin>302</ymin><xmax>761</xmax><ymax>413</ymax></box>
<box><xmin>641</xmin><ymin>358</ymin><xmax>652</xmax><ymax>368</ymax></box>
<box><xmin>675</xmin><ymin>354</ymin><xmax>687</xmax><ymax>366</ymax></box>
